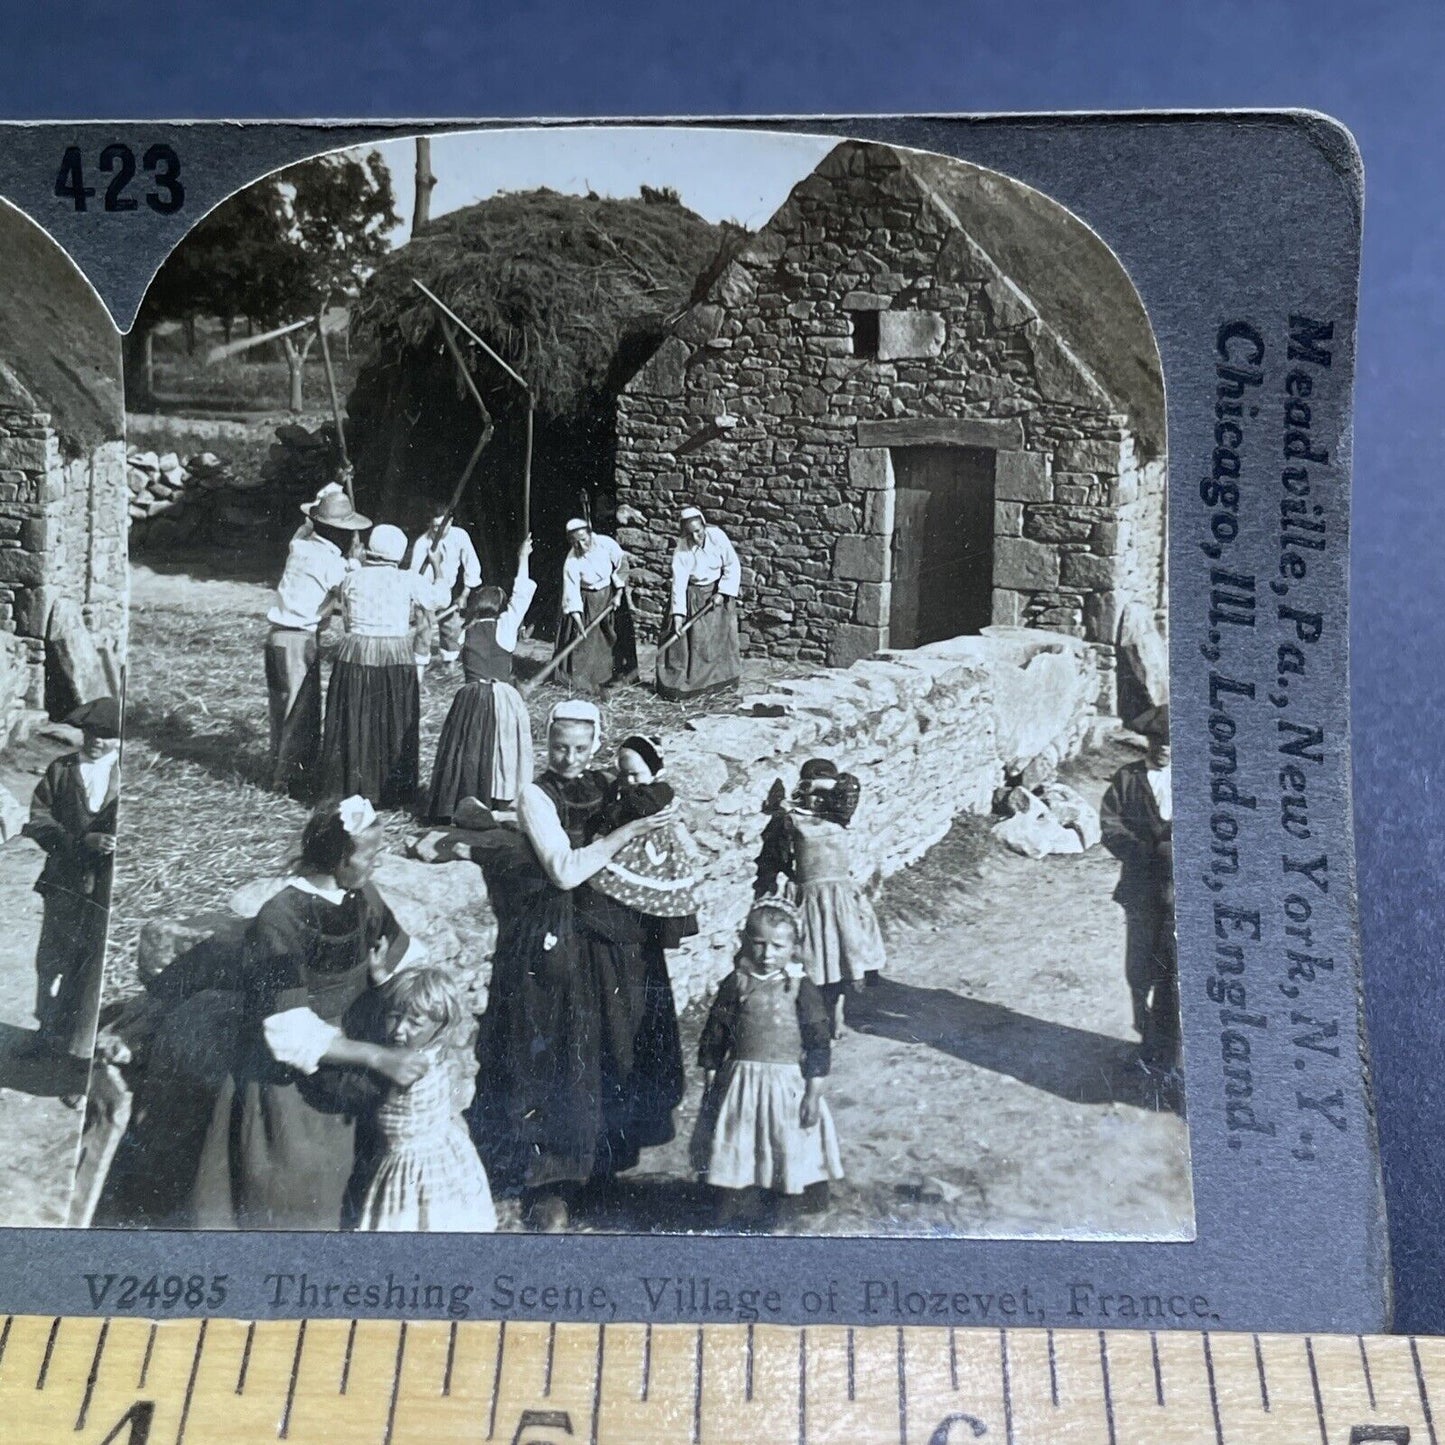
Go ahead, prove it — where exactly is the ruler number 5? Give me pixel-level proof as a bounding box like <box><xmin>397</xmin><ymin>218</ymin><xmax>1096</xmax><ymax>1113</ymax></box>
<box><xmin>54</xmin><ymin>145</ymin><xmax>184</xmax><ymax>215</ymax></box>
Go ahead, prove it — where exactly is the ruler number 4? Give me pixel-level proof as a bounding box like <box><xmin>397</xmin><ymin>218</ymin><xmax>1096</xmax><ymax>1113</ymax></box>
<box><xmin>54</xmin><ymin>145</ymin><xmax>184</xmax><ymax>215</ymax></box>
<box><xmin>89</xmin><ymin>1400</ymin><xmax>154</xmax><ymax>1445</ymax></box>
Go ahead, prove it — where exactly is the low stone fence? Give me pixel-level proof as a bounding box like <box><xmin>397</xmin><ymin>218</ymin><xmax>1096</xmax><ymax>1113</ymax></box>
<box><xmin>128</xmin><ymin>627</ymin><xmax>1100</xmax><ymax>1023</ymax></box>
<box><xmin>657</xmin><ymin>625</ymin><xmax>1101</xmax><ymax>1008</ymax></box>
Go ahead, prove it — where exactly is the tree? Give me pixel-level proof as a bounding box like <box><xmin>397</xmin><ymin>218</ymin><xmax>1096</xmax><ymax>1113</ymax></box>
<box><xmin>132</xmin><ymin>150</ymin><xmax>398</xmax><ymax>412</ymax></box>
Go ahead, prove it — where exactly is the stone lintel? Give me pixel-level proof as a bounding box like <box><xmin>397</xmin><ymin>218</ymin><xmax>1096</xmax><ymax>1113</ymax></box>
<box><xmin>856</xmin><ymin>416</ymin><xmax>1025</xmax><ymax>451</ymax></box>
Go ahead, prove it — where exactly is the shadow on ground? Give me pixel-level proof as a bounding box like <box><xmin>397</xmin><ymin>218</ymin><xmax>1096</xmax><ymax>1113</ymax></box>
<box><xmin>845</xmin><ymin>977</ymin><xmax>1180</xmax><ymax>1114</ymax></box>
<box><xmin>0</xmin><ymin>1023</ymin><xmax>90</xmax><ymax>1100</ymax></box>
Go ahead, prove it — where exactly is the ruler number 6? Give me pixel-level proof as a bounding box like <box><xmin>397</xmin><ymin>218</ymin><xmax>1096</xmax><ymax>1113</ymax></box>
<box><xmin>54</xmin><ymin>144</ymin><xmax>184</xmax><ymax>215</ymax></box>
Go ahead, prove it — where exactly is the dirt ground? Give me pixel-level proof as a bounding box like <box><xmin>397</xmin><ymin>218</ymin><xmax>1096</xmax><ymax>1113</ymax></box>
<box><xmin>0</xmin><ymin>732</ymin><xmax>94</xmax><ymax>1228</ymax></box>
<box><xmin>90</xmin><ymin>563</ymin><xmax>1191</xmax><ymax>1241</ymax></box>
<box><xmin>576</xmin><ymin>738</ymin><xmax>1193</xmax><ymax>1241</ymax></box>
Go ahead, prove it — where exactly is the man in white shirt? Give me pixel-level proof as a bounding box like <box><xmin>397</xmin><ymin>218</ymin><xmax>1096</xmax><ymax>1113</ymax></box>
<box><xmin>266</xmin><ymin>488</ymin><xmax>370</xmax><ymax>797</ymax></box>
<box><xmin>409</xmin><ymin>501</ymin><xmax>484</xmax><ymax>671</ymax></box>
<box><xmin>1100</xmin><ymin>703</ymin><xmax>1176</xmax><ymax>1072</ymax></box>
<box><xmin>556</xmin><ymin>517</ymin><xmax>638</xmax><ymax>691</ymax></box>
<box><xmin>656</xmin><ymin>505</ymin><xmax>743</xmax><ymax>699</ymax></box>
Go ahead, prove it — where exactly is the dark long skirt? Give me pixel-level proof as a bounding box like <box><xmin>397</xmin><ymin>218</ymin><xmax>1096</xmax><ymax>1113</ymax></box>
<box><xmin>555</xmin><ymin>586</ymin><xmax>639</xmax><ymax>693</ymax></box>
<box><xmin>471</xmin><ymin>859</ymin><xmax>683</xmax><ymax>1192</ymax></box>
<box><xmin>318</xmin><ymin>634</ymin><xmax>420</xmax><ymax>808</ymax></box>
<box><xmin>264</xmin><ymin>627</ymin><xmax>320</xmax><ymax>796</ymax></box>
<box><xmin>423</xmin><ymin>679</ymin><xmax>533</xmax><ymax>822</ymax></box>
<box><xmin>655</xmin><ymin>583</ymin><xmax>741</xmax><ymax>700</ymax></box>
<box><xmin>35</xmin><ymin>890</ymin><xmax>108</xmax><ymax>1058</ymax></box>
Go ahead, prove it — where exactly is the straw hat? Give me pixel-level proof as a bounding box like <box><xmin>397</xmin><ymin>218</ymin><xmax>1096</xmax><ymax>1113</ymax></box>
<box><xmin>301</xmin><ymin>488</ymin><xmax>371</xmax><ymax>530</ymax></box>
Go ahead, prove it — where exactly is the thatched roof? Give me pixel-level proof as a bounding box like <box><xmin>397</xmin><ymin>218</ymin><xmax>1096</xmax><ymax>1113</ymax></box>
<box><xmin>0</xmin><ymin>202</ymin><xmax>122</xmax><ymax>452</ymax></box>
<box><xmin>351</xmin><ymin>187</ymin><xmax>740</xmax><ymax>420</ymax></box>
<box><xmin>903</xmin><ymin>148</ymin><xmax>1166</xmax><ymax>460</ymax></box>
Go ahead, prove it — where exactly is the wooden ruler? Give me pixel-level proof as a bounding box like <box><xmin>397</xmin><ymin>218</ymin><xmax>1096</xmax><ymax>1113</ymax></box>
<box><xmin>0</xmin><ymin>1314</ymin><xmax>1439</xmax><ymax>1444</ymax></box>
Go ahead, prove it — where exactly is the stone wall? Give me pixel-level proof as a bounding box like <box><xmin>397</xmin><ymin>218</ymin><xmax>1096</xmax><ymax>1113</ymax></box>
<box><xmin>614</xmin><ymin>141</ymin><xmax>1167</xmax><ymax>709</ymax></box>
<box><xmin>656</xmin><ymin>626</ymin><xmax>1099</xmax><ymax>1009</ymax></box>
<box><xmin>0</xmin><ymin>401</ymin><xmax>127</xmax><ymax>728</ymax></box>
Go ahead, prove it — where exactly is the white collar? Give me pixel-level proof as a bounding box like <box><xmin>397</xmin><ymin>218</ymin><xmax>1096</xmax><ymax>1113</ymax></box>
<box><xmin>290</xmin><ymin>874</ymin><xmax>349</xmax><ymax>905</ymax></box>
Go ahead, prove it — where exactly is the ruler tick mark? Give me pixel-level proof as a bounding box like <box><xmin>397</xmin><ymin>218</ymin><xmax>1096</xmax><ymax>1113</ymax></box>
<box><xmin>1358</xmin><ymin>1334</ymin><xmax>1375</xmax><ymax>1411</ymax></box>
<box><xmin>693</xmin><ymin>1326</ymin><xmax>703</xmax><ymax>1445</ymax></box>
<box><xmin>279</xmin><ymin>1319</ymin><xmax>306</xmax><ymax>1439</ymax></box>
<box><xmin>847</xmin><ymin>1327</ymin><xmax>855</xmax><ymax>1402</ymax></box>
<box><xmin>1253</xmin><ymin>1333</ymin><xmax>1270</xmax><ymax>1411</ymax></box>
<box><xmin>641</xmin><ymin>1321</ymin><xmax>652</xmax><ymax>1402</ymax></box>
<box><xmin>175</xmin><ymin>1319</ymin><xmax>207</xmax><ymax>1445</ymax></box>
<box><xmin>443</xmin><ymin>1320</ymin><xmax>457</xmax><ymax>1397</ymax></box>
<box><xmin>138</xmin><ymin>1322</ymin><xmax>157</xmax><ymax>1390</ymax></box>
<box><xmin>896</xmin><ymin>1328</ymin><xmax>907</xmax><ymax>1445</ymax></box>
<box><xmin>35</xmin><ymin>1317</ymin><xmax>59</xmax><ymax>1390</ymax></box>
<box><xmin>339</xmin><ymin>1319</ymin><xmax>356</xmax><ymax>1396</ymax></box>
<box><xmin>745</xmin><ymin>1322</ymin><xmax>754</xmax><ymax>1403</ymax></box>
<box><xmin>999</xmin><ymin>1330</ymin><xmax>1014</xmax><ymax>1445</ymax></box>
<box><xmin>488</xmin><ymin>1320</ymin><xmax>506</xmax><ymax>1441</ymax></box>
<box><xmin>1412</xmin><ymin>1337</ymin><xmax>1439</xmax><ymax>1445</ymax></box>
<box><xmin>590</xmin><ymin>1324</ymin><xmax>605</xmax><ymax>1445</ymax></box>
<box><xmin>799</xmin><ymin>1328</ymin><xmax>807</xmax><ymax>1445</ymax></box>
<box><xmin>544</xmin><ymin>1320</ymin><xmax>556</xmax><ymax>1396</ymax></box>
<box><xmin>1047</xmin><ymin>1328</ymin><xmax>1059</xmax><ymax>1407</ymax></box>
<box><xmin>1204</xmin><ymin>1333</ymin><xmax>1224</xmax><ymax>1445</ymax></box>
<box><xmin>0</xmin><ymin>1316</ymin><xmax>12</xmax><ymax>1372</ymax></box>
<box><xmin>382</xmin><ymin>1322</ymin><xmax>407</xmax><ymax>1445</ymax></box>
<box><xmin>75</xmin><ymin>1319</ymin><xmax>108</xmax><ymax>1430</ymax></box>
<box><xmin>1305</xmin><ymin>1337</ymin><xmax>1328</xmax><ymax>1445</ymax></box>
<box><xmin>949</xmin><ymin>1326</ymin><xmax>958</xmax><ymax>1392</ymax></box>
<box><xmin>1098</xmin><ymin>1332</ymin><xmax>1117</xmax><ymax>1445</ymax></box>
<box><xmin>237</xmin><ymin>1321</ymin><xmax>255</xmax><ymax>1395</ymax></box>
<box><xmin>1150</xmin><ymin>1330</ymin><xmax>1164</xmax><ymax>1407</ymax></box>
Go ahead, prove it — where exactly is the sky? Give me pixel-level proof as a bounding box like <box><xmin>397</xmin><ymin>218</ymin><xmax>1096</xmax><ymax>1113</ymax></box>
<box><xmin>358</xmin><ymin>126</ymin><xmax>838</xmax><ymax>244</ymax></box>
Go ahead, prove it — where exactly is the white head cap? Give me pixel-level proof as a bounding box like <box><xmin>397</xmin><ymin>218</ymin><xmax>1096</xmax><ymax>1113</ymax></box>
<box><xmin>546</xmin><ymin>697</ymin><xmax>603</xmax><ymax>759</ymax></box>
<box><xmin>367</xmin><ymin>524</ymin><xmax>407</xmax><ymax>564</ymax></box>
<box><xmin>565</xmin><ymin>517</ymin><xmax>590</xmax><ymax>534</ymax></box>
<box><xmin>679</xmin><ymin>506</ymin><xmax>704</xmax><ymax>522</ymax></box>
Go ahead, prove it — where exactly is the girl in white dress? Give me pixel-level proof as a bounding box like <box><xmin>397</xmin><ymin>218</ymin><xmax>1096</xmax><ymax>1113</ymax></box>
<box><xmin>354</xmin><ymin>966</ymin><xmax>496</xmax><ymax>1233</ymax></box>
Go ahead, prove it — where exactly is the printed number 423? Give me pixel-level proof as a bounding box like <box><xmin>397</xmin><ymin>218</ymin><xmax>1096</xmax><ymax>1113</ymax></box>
<box><xmin>55</xmin><ymin>144</ymin><xmax>183</xmax><ymax>215</ymax></box>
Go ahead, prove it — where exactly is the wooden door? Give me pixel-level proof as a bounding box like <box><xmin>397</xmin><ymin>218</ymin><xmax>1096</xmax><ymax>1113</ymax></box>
<box><xmin>888</xmin><ymin>446</ymin><xmax>995</xmax><ymax>647</ymax></box>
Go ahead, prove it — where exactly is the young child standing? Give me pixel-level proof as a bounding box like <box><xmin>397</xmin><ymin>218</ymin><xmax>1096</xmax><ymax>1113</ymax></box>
<box><xmin>690</xmin><ymin>898</ymin><xmax>843</xmax><ymax>1224</ymax></box>
<box><xmin>353</xmin><ymin>966</ymin><xmax>496</xmax><ymax>1233</ymax></box>
<box><xmin>754</xmin><ymin>758</ymin><xmax>886</xmax><ymax>1038</ymax></box>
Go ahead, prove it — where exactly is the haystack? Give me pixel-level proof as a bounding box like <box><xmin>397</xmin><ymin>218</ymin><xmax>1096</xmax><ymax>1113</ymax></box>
<box><xmin>347</xmin><ymin>187</ymin><xmax>743</xmax><ymax>625</ymax></box>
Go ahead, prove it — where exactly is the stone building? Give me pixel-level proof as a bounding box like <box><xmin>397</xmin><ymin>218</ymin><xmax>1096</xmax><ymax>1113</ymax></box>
<box><xmin>615</xmin><ymin>141</ymin><xmax>1167</xmax><ymax>712</ymax></box>
<box><xmin>0</xmin><ymin>205</ymin><xmax>127</xmax><ymax>743</ymax></box>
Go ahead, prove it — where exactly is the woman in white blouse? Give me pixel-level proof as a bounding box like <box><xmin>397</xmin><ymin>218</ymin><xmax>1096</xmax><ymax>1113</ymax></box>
<box><xmin>318</xmin><ymin>524</ymin><xmax>449</xmax><ymax>809</ymax></box>
<box><xmin>469</xmin><ymin>699</ymin><xmax>686</xmax><ymax>1232</ymax></box>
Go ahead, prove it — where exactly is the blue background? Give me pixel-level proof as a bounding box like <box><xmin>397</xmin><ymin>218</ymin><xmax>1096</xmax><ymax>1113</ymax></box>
<box><xmin>2</xmin><ymin>0</ymin><xmax>1441</xmax><ymax>1331</ymax></box>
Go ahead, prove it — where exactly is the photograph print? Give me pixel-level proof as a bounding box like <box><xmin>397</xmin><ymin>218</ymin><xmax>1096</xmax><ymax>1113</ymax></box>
<box><xmin>61</xmin><ymin>126</ymin><xmax>1185</xmax><ymax>1239</ymax></box>
<box><xmin>0</xmin><ymin>198</ymin><xmax>126</xmax><ymax>1227</ymax></box>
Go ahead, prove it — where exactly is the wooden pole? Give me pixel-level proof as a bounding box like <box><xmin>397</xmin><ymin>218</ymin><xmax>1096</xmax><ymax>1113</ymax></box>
<box><xmin>657</xmin><ymin>593</ymin><xmax>720</xmax><ymax>657</ymax></box>
<box><xmin>413</xmin><ymin>137</ymin><xmax>436</xmax><ymax>232</ymax></box>
<box><xmin>411</xmin><ymin>279</ymin><xmax>530</xmax><ymax>392</ymax></box>
<box><xmin>315</xmin><ymin>308</ymin><xmax>351</xmax><ymax>496</ymax></box>
<box><xmin>523</xmin><ymin>401</ymin><xmax>534</xmax><ymax>534</ymax></box>
<box><xmin>203</xmin><ymin>315</ymin><xmax>311</xmax><ymax>366</ymax></box>
<box><xmin>521</xmin><ymin>593</ymin><xmax>621</xmax><ymax>699</ymax></box>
